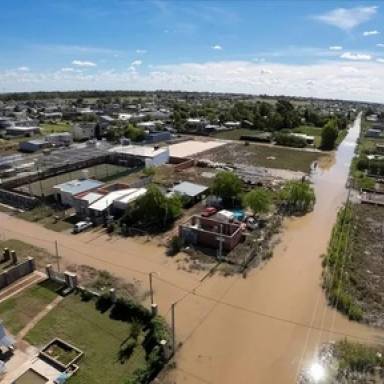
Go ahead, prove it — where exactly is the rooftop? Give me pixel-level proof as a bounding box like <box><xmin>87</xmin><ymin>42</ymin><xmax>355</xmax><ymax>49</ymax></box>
<box><xmin>172</xmin><ymin>181</ymin><xmax>208</xmax><ymax>197</ymax></box>
<box><xmin>53</xmin><ymin>179</ymin><xmax>104</xmax><ymax>196</ymax></box>
<box><xmin>109</xmin><ymin>144</ymin><xmax>169</xmax><ymax>158</ymax></box>
<box><xmin>89</xmin><ymin>188</ymin><xmax>146</xmax><ymax>211</ymax></box>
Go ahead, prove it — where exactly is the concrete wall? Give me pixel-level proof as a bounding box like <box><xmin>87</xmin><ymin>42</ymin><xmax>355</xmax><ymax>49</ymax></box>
<box><xmin>0</xmin><ymin>188</ymin><xmax>39</xmax><ymax>209</ymax></box>
<box><xmin>0</xmin><ymin>257</ymin><xmax>35</xmax><ymax>290</ymax></box>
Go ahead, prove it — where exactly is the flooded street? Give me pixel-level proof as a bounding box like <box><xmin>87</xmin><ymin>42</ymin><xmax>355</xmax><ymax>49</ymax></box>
<box><xmin>0</xmin><ymin>113</ymin><xmax>383</xmax><ymax>383</ymax></box>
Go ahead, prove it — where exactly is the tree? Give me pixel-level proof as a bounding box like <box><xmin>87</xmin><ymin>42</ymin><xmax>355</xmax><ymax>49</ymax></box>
<box><xmin>280</xmin><ymin>180</ymin><xmax>315</xmax><ymax>214</ymax></box>
<box><xmin>243</xmin><ymin>189</ymin><xmax>272</xmax><ymax>215</ymax></box>
<box><xmin>320</xmin><ymin>119</ymin><xmax>338</xmax><ymax>150</ymax></box>
<box><xmin>122</xmin><ymin>184</ymin><xmax>182</xmax><ymax>229</ymax></box>
<box><xmin>211</xmin><ymin>171</ymin><xmax>242</xmax><ymax>203</ymax></box>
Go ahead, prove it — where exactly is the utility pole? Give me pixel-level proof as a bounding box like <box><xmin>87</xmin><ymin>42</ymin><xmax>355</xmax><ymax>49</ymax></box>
<box><xmin>55</xmin><ymin>240</ymin><xmax>61</xmax><ymax>272</ymax></box>
<box><xmin>171</xmin><ymin>302</ymin><xmax>176</xmax><ymax>357</ymax></box>
<box><xmin>149</xmin><ymin>272</ymin><xmax>154</xmax><ymax>305</ymax></box>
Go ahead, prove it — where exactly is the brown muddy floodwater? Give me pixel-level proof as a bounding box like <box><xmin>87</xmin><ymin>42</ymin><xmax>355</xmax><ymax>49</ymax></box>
<box><xmin>162</xmin><ymin>113</ymin><xmax>384</xmax><ymax>384</ymax></box>
<box><xmin>0</xmin><ymin>114</ymin><xmax>383</xmax><ymax>384</ymax></box>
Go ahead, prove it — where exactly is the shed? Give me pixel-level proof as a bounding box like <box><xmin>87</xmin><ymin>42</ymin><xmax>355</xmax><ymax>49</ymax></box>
<box><xmin>19</xmin><ymin>139</ymin><xmax>48</xmax><ymax>153</ymax></box>
<box><xmin>171</xmin><ymin>181</ymin><xmax>208</xmax><ymax>202</ymax></box>
<box><xmin>109</xmin><ymin>145</ymin><xmax>170</xmax><ymax>167</ymax></box>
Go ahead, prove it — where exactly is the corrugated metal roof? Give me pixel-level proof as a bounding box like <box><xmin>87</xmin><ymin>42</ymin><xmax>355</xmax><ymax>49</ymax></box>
<box><xmin>172</xmin><ymin>181</ymin><xmax>208</xmax><ymax>197</ymax></box>
<box><xmin>53</xmin><ymin>179</ymin><xmax>104</xmax><ymax>195</ymax></box>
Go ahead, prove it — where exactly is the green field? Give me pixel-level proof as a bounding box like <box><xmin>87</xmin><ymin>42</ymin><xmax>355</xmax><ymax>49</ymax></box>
<box><xmin>0</xmin><ymin>281</ymin><xmax>58</xmax><ymax>334</ymax></box>
<box><xmin>25</xmin><ymin>292</ymin><xmax>147</xmax><ymax>384</ymax></box>
<box><xmin>40</xmin><ymin>121</ymin><xmax>72</xmax><ymax>134</ymax></box>
<box><xmin>214</xmin><ymin>128</ymin><xmax>260</xmax><ymax>140</ymax></box>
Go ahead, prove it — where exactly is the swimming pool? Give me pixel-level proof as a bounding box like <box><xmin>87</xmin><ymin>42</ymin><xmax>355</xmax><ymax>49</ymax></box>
<box><xmin>13</xmin><ymin>369</ymin><xmax>48</xmax><ymax>384</ymax></box>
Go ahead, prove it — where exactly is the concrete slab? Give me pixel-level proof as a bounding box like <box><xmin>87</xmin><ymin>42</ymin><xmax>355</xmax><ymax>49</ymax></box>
<box><xmin>169</xmin><ymin>140</ymin><xmax>227</xmax><ymax>158</ymax></box>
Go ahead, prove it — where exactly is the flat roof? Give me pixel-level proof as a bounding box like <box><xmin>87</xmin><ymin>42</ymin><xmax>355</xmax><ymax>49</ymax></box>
<box><xmin>53</xmin><ymin>179</ymin><xmax>104</xmax><ymax>195</ymax></box>
<box><xmin>172</xmin><ymin>181</ymin><xmax>208</xmax><ymax>197</ymax></box>
<box><xmin>109</xmin><ymin>145</ymin><xmax>169</xmax><ymax>158</ymax></box>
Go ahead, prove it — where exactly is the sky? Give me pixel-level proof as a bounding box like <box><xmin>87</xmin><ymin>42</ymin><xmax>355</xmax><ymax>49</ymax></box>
<box><xmin>1</xmin><ymin>0</ymin><xmax>384</xmax><ymax>102</ymax></box>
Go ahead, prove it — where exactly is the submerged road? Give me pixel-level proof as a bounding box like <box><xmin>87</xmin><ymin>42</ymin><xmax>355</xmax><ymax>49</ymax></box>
<box><xmin>0</xmin><ymin>113</ymin><xmax>382</xmax><ymax>383</ymax></box>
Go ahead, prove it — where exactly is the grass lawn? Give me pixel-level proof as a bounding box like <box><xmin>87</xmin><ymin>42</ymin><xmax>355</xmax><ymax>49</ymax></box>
<box><xmin>40</xmin><ymin>121</ymin><xmax>72</xmax><ymax>134</ymax></box>
<box><xmin>203</xmin><ymin>142</ymin><xmax>324</xmax><ymax>173</ymax></box>
<box><xmin>0</xmin><ymin>280</ymin><xmax>58</xmax><ymax>335</ymax></box>
<box><xmin>25</xmin><ymin>292</ymin><xmax>147</xmax><ymax>384</ymax></box>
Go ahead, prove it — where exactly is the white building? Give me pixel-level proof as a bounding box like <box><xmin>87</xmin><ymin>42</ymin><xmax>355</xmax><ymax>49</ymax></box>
<box><xmin>109</xmin><ymin>145</ymin><xmax>170</xmax><ymax>167</ymax></box>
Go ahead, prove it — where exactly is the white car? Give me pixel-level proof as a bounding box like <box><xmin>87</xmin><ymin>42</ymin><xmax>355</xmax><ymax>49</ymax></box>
<box><xmin>73</xmin><ymin>221</ymin><xmax>92</xmax><ymax>234</ymax></box>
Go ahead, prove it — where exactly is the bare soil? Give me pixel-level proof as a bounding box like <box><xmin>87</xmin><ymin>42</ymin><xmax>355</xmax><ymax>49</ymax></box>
<box><xmin>200</xmin><ymin>142</ymin><xmax>325</xmax><ymax>173</ymax></box>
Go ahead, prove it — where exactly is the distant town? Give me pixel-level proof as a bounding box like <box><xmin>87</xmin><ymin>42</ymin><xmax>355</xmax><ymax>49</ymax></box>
<box><xmin>1</xmin><ymin>89</ymin><xmax>384</xmax><ymax>384</ymax></box>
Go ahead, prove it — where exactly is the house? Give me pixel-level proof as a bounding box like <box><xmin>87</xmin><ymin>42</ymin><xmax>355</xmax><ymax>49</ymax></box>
<box><xmin>224</xmin><ymin>121</ymin><xmax>241</xmax><ymax>129</ymax></box>
<box><xmin>73</xmin><ymin>123</ymin><xmax>97</xmax><ymax>141</ymax></box>
<box><xmin>6</xmin><ymin>125</ymin><xmax>40</xmax><ymax>137</ymax></box>
<box><xmin>109</xmin><ymin>145</ymin><xmax>170</xmax><ymax>167</ymax></box>
<box><xmin>170</xmin><ymin>181</ymin><xmax>208</xmax><ymax>205</ymax></box>
<box><xmin>53</xmin><ymin>179</ymin><xmax>104</xmax><ymax>206</ymax></box>
<box><xmin>45</xmin><ymin>132</ymin><xmax>73</xmax><ymax>147</ymax></box>
<box><xmin>137</xmin><ymin>121</ymin><xmax>162</xmax><ymax>131</ymax></box>
<box><xmin>117</xmin><ymin>113</ymin><xmax>132</xmax><ymax>121</ymax></box>
<box><xmin>291</xmin><ymin>133</ymin><xmax>315</xmax><ymax>145</ymax></box>
<box><xmin>88</xmin><ymin>187</ymin><xmax>146</xmax><ymax>223</ymax></box>
<box><xmin>19</xmin><ymin>139</ymin><xmax>49</xmax><ymax>153</ymax></box>
<box><xmin>72</xmin><ymin>191</ymin><xmax>105</xmax><ymax>217</ymax></box>
<box><xmin>39</xmin><ymin>111</ymin><xmax>63</xmax><ymax>122</ymax></box>
<box><xmin>145</xmin><ymin>131</ymin><xmax>171</xmax><ymax>144</ymax></box>
<box><xmin>185</xmin><ymin>118</ymin><xmax>207</xmax><ymax>132</ymax></box>
<box><xmin>366</xmin><ymin>129</ymin><xmax>382</xmax><ymax>138</ymax></box>
<box><xmin>375</xmin><ymin>144</ymin><xmax>384</xmax><ymax>154</ymax></box>
<box><xmin>179</xmin><ymin>215</ymin><xmax>243</xmax><ymax>252</ymax></box>
<box><xmin>366</xmin><ymin>114</ymin><xmax>379</xmax><ymax>122</ymax></box>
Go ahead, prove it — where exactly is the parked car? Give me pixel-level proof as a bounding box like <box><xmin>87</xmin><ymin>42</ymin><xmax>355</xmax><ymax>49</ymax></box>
<box><xmin>201</xmin><ymin>207</ymin><xmax>218</xmax><ymax>217</ymax></box>
<box><xmin>73</xmin><ymin>220</ymin><xmax>92</xmax><ymax>234</ymax></box>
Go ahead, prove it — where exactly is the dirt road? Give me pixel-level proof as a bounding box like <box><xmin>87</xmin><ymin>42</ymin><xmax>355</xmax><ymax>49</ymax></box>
<box><xmin>0</xmin><ymin>114</ymin><xmax>382</xmax><ymax>383</ymax></box>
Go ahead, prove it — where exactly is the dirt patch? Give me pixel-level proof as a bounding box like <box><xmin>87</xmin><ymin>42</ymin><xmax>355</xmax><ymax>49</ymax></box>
<box><xmin>200</xmin><ymin>142</ymin><xmax>324</xmax><ymax>173</ymax></box>
<box><xmin>66</xmin><ymin>264</ymin><xmax>147</xmax><ymax>300</ymax></box>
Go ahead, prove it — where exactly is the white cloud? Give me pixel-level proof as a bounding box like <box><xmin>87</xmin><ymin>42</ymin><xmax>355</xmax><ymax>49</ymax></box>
<box><xmin>314</xmin><ymin>6</ymin><xmax>377</xmax><ymax>31</ymax></box>
<box><xmin>131</xmin><ymin>60</ymin><xmax>142</xmax><ymax>66</ymax></box>
<box><xmin>3</xmin><ymin>59</ymin><xmax>384</xmax><ymax>102</ymax></box>
<box><xmin>17</xmin><ymin>66</ymin><xmax>30</xmax><ymax>71</ymax></box>
<box><xmin>363</xmin><ymin>30</ymin><xmax>380</xmax><ymax>36</ymax></box>
<box><xmin>61</xmin><ymin>67</ymin><xmax>75</xmax><ymax>72</ymax></box>
<box><xmin>329</xmin><ymin>46</ymin><xmax>343</xmax><ymax>51</ymax></box>
<box><xmin>377</xmin><ymin>58</ymin><xmax>384</xmax><ymax>63</ymax></box>
<box><xmin>340</xmin><ymin>52</ymin><xmax>372</xmax><ymax>61</ymax></box>
<box><xmin>376</xmin><ymin>43</ymin><xmax>384</xmax><ymax>48</ymax></box>
<box><xmin>72</xmin><ymin>60</ymin><xmax>96</xmax><ymax>67</ymax></box>
<box><xmin>212</xmin><ymin>44</ymin><xmax>223</xmax><ymax>50</ymax></box>
<box><xmin>136</xmin><ymin>49</ymin><xmax>147</xmax><ymax>54</ymax></box>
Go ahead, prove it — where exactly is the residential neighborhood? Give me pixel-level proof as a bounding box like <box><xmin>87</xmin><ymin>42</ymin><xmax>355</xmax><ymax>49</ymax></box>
<box><xmin>2</xmin><ymin>1</ymin><xmax>384</xmax><ymax>384</ymax></box>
